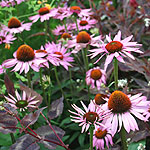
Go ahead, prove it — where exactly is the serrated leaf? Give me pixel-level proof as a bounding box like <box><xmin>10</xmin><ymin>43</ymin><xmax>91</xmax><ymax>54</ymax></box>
<box><xmin>48</xmin><ymin>97</ymin><xmax>64</xmax><ymax>120</ymax></box>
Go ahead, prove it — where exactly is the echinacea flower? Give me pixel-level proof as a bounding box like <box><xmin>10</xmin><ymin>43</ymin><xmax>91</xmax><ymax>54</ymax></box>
<box><xmin>0</xmin><ymin>0</ymin><xmax>15</xmax><ymax>7</ymax></box>
<box><xmin>2</xmin><ymin>17</ymin><xmax>32</xmax><ymax>34</ymax></box>
<box><xmin>86</xmin><ymin>67</ymin><xmax>106</xmax><ymax>90</ymax></box>
<box><xmin>4</xmin><ymin>90</ymin><xmax>39</xmax><ymax>111</ymax></box>
<box><xmin>72</xmin><ymin>17</ymin><xmax>98</xmax><ymax>31</ymax></box>
<box><xmin>0</xmin><ymin>30</ymin><xmax>16</xmax><ymax>44</ymax></box>
<box><xmin>67</xmin><ymin>31</ymin><xmax>101</xmax><ymax>53</ymax></box>
<box><xmin>102</xmin><ymin>90</ymin><xmax>149</xmax><ymax>136</ymax></box>
<box><xmin>15</xmin><ymin>0</ymin><xmax>25</xmax><ymax>4</ymax></box>
<box><xmin>69</xmin><ymin>101</ymin><xmax>110</xmax><ymax>133</ymax></box>
<box><xmin>2</xmin><ymin>44</ymin><xmax>47</xmax><ymax>74</ymax></box>
<box><xmin>94</xmin><ymin>93</ymin><xmax>108</xmax><ymax>105</ymax></box>
<box><xmin>69</xmin><ymin>6</ymin><xmax>94</xmax><ymax>17</ymax></box>
<box><xmin>89</xmin><ymin>30</ymin><xmax>143</xmax><ymax>70</ymax></box>
<box><xmin>29</xmin><ymin>7</ymin><xmax>57</xmax><ymax>23</ymax></box>
<box><xmin>143</xmin><ymin>104</ymin><xmax>150</xmax><ymax>120</ymax></box>
<box><xmin>45</xmin><ymin>42</ymin><xmax>74</xmax><ymax>70</ymax></box>
<box><xmin>93</xmin><ymin>125</ymin><xmax>113</xmax><ymax>150</ymax></box>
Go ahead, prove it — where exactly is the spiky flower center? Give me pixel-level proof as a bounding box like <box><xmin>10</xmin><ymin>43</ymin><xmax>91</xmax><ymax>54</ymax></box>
<box><xmin>39</xmin><ymin>7</ymin><xmax>50</xmax><ymax>15</ymax></box>
<box><xmin>95</xmin><ymin>128</ymin><xmax>107</xmax><ymax>139</ymax></box>
<box><xmin>90</xmin><ymin>69</ymin><xmax>102</xmax><ymax>80</ymax></box>
<box><xmin>16</xmin><ymin>100</ymin><xmax>28</xmax><ymax>108</ymax></box>
<box><xmin>61</xmin><ymin>33</ymin><xmax>72</xmax><ymax>40</ymax></box>
<box><xmin>54</xmin><ymin>52</ymin><xmax>63</xmax><ymax>60</ymax></box>
<box><xmin>105</xmin><ymin>41</ymin><xmax>123</xmax><ymax>53</ymax></box>
<box><xmin>8</xmin><ymin>17</ymin><xmax>21</xmax><ymax>29</ymax></box>
<box><xmin>59</xmin><ymin>29</ymin><xmax>65</xmax><ymax>34</ymax></box>
<box><xmin>79</xmin><ymin>20</ymin><xmax>88</xmax><ymax>26</ymax></box>
<box><xmin>83</xmin><ymin>112</ymin><xmax>99</xmax><ymax>123</ymax></box>
<box><xmin>94</xmin><ymin>93</ymin><xmax>107</xmax><ymax>105</ymax></box>
<box><xmin>70</xmin><ymin>6</ymin><xmax>81</xmax><ymax>14</ymax></box>
<box><xmin>108</xmin><ymin>90</ymin><xmax>131</xmax><ymax>113</ymax></box>
<box><xmin>76</xmin><ymin>31</ymin><xmax>91</xmax><ymax>43</ymax></box>
<box><xmin>16</xmin><ymin>45</ymin><xmax>35</xmax><ymax>62</ymax></box>
<box><xmin>36</xmin><ymin>49</ymin><xmax>47</xmax><ymax>53</ymax></box>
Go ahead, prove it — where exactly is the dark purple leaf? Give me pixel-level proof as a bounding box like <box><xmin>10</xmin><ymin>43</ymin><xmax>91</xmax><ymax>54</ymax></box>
<box><xmin>0</xmin><ymin>110</ymin><xmax>18</xmax><ymax>134</ymax></box>
<box><xmin>48</xmin><ymin>97</ymin><xmax>64</xmax><ymax>120</ymax></box>
<box><xmin>3</xmin><ymin>103</ymin><xmax>18</xmax><ymax>115</ymax></box>
<box><xmin>21</xmin><ymin>107</ymin><xmax>46</xmax><ymax>129</ymax></box>
<box><xmin>10</xmin><ymin>134</ymin><xmax>40</xmax><ymax>150</ymax></box>
<box><xmin>4</xmin><ymin>74</ymin><xmax>15</xmax><ymax>97</ymax></box>
<box><xmin>35</xmin><ymin>125</ymin><xmax>65</xmax><ymax>149</ymax></box>
<box><xmin>19</xmin><ymin>83</ymin><xmax>43</xmax><ymax>111</ymax></box>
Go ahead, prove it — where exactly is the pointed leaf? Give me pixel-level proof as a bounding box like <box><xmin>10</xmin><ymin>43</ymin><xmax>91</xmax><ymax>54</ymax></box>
<box><xmin>48</xmin><ymin>97</ymin><xmax>64</xmax><ymax>120</ymax></box>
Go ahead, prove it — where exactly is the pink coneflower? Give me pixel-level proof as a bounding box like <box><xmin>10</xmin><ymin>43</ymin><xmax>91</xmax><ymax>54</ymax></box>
<box><xmin>86</xmin><ymin>67</ymin><xmax>106</xmax><ymax>90</ymax></box>
<box><xmin>4</xmin><ymin>90</ymin><xmax>39</xmax><ymax>111</ymax></box>
<box><xmin>2</xmin><ymin>44</ymin><xmax>47</xmax><ymax>74</ymax></box>
<box><xmin>69</xmin><ymin>101</ymin><xmax>109</xmax><ymax>133</ymax></box>
<box><xmin>89</xmin><ymin>30</ymin><xmax>143</xmax><ymax>70</ymax></box>
<box><xmin>15</xmin><ymin>0</ymin><xmax>25</xmax><ymax>4</ymax></box>
<box><xmin>72</xmin><ymin>17</ymin><xmax>98</xmax><ymax>31</ymax></box>
<box><xmin>93</xmin><ymin>125</ymin><xmax>113</xmax><ymax>150</ymax></box>
<box><xmin>94</xmin><ymin>93</ymin><xmax>108</xmax><ymax>105</ymax></box>
<box><xmin>0</xmin><ymin>31</ymin><xmax>16</xmax><ymax>44</ymax></box>
<box><xmin>29</xmin><ymin>7</ymin><xmax>57</xmax><ymax>23</ymax></box>
<box><xmin>102</xmin><ymin>90</ymin><xmax>149</xmax><ymax>136</ymax></box>
<box><xmin>69</xmin><ymin>6</ymin><xmax>93</xmax><ymax>17</ymax></box>
<box><xmin>45</xmin><ymin>42</ymin><xmax>74</xmax><ymax>70</ymax></box>
<box><xmin>0</xmin><ymin>0</ymin><xmax>15</xmax><ymax>7</ymax></box>
<box><xmin>67</xmin><ymin>31</ymin><xmax>101</xmax><ymax>53</ymax></box>
<box><xmin>2</xmin><ymin>17</ymin><xmax>32</xmax><ymax>34</ymax></box>
<box><xmin>143</xmin><ymin>104</ymin><xmax>150</xmax><ymax>120</ymax></box>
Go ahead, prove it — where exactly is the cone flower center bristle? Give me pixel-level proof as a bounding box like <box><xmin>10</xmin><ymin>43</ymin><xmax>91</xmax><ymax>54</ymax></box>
<box><xmin>95</xmin><ymin>128</ymin><xmax>107</xmax><ymax>139</ymax></box>
<box><xmin>36</xmin><ymin>49</ymin><xmax>47</xmax><ymax>53</ymax></box>
<box><xmin>54</xmin><ymin>52</ymin><xmax>63</xmax><ymax>60</ymax></box>
<box><xmin>95</xmin><ymin>93</ymin><xmax>108</xmax><ymax>105</ymax></box>
<box><xmin>61</xmin><ymin>33</ymin><xmax>72</xmax><ymax>40</ymax></box>
<box><xmin>8</xmin><ymin>17</ymin><xmax>21</xmax><ymax>29</ymax></box>
<box><xmin>76</xmin><ymin>31</ymin><xmax>91</xmax><ymax>43</ymax></box>
<box><xmin>105</xmin><ymin>41</ymin><xmax>123</xmax><ymax>53</ymax></box>
<box><xmin>39</xmin><ymin>7</ymin><xmax>50</xmax><ymax>15</ymax></box>
<box><xmin>70</xmin><ymin>6</ymin><xmax>81</xmax><ymax>14</ymax></box>
<box><xmin>83</xmin><ymin>112</ymin><xmax>99</xmax><ymax>123</ymax></box>
<box><xmin>80</xmin><ymin>20</ymin><xmax>88</xmax><ymax>26</ymax></box>
<box><xmin>16</xmin><ymin>45</ymin><xmax>35</xmax><ymax>62</ymax></box>
<box><xmin>90</xmin><ymin>69</ymin><xmax>102</xmax><ymax>80</ymax></box>
<box><xmin>108</xmin><ymin>90</ymin><xmax>131</xmax><ymax>113</ymax></box>
<box><xmin>16</xmin><ymin>100</ymin><xmax>28</xmax><ymax>108</ymax></box>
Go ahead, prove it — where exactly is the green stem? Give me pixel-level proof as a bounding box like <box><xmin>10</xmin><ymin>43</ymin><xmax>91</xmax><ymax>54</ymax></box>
<box><xmin>69</xmin><ymin>67</ymin><xmax>74</xmax><ymax>99</ymax></box>
<box><xmin>18</xmin><ymin>12</ymin><xmax>37</xmax><ymax>19</ymax></box>
<box><xmin>48</xmin><ymin>70</ymin><xmax>52</xmax><ymax>109</ymax></box>
<box><xmin>120</xmin><ymin>126</ymin><xmax>128</xmax><ymax>150</ymax></box>
<box><xmin>27</xmin><ymin>71</ymin><xmax>31</xmax><ymax>88</ymax></box>
<box><xmin>90</xmin><ymin>125</ymin><xmax>94</xmax><ymax>150</ymax></box>
<box><xmin>39</xmin><ymin>68</ymin><xmax>46</xmax><ymax>104</ymax></box>
<box><xmin>10</xmin><ymin>133</ymin><xmax>16</xmax><ymax>144</ymax></box>
<box><xmin>113</xmin><ymin>58</ymin><xmax>118</xmax><ymax>90</ymax></box>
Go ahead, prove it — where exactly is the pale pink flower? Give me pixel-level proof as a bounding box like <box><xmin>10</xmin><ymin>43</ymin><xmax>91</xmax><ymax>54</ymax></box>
<box><xmin>102</xmin><ymin>90</ymin><xmax>149</xmax><ymax>136</ymax></box>
<box><xmin>2</xmin><ymin>44</ymin><xmax>47</xmax><ymax>74</ymax></box>
<box><xmin>72</xmin><ymin>17</ymin><xmax>98</xmax><ymax>31</ymax></box>
<box><xmin>143</xmin><ymin>104</ymin><xmax>150</xmax><ymax>120</ymax></box>
<box><xmin>86</xmin><ymin>67</ymin><xmax>106</xmax><ymax>90</ymax></box>
<box><xmin>69</xmin><ymin>101</ymin><xmax>109</xmax><ymax>133</ymax></box>
<box><xmin>2</xmin><ymin>17</ymin><xmax>32</xmax><ymax>34</ymax></box>
<box><xmin>0</xmin><ymin>65</ymin><xmax>5</xmax><ymax>74</ymax></box>
<box><xmin>0</xmin><ymin>0</ymin><xmax>15</xmax><ymax>7</ymax></box>
<box><xmin>93</xmin><ymin>125</ymin><xmax>113</xmax><ymax>150</ymax></box>
<box><xmin>89</xmin><ymin>30</ymin><xmax>143</xmax><ymax>70</ymax></box>
<box><xmin>0</xmin><ymin>30</ymin><xmax>16</xmax><ymax>44</ymax></box>
<box><xmin>15</xmin><ymin>0</ymin><xmax>25</xmax><ymax>4</ymax></box>
<box><xmin>29</xmin><ymin>7</ymin><xmax>57</xmax><ymax>23</ymax></box>
<box><xmin>45</xmin><ymin>42</ymin><xmax>74</xmax><ymax>70</ymax></box>
<box><xmin>67</xmin><ymin>31</ymin><xmax>101</xmax><ymax>53</ymax></box>
<box><xmin>4</xmin><ymin>90</ymin><xmax>39</xmax><ymax>111</ymax></box>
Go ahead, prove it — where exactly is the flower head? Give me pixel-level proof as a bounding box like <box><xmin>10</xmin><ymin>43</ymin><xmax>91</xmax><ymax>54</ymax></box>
<box><xmin>93</xmin><ymin>125</ymin><xmax>113</xmax><ymax>150</ymax></box>
<box><xmin>89</xmin><ymin>30</ymin><xmax>143</xmax><ymax>70</ymax></box>
<box><xmin>86</xmin><ymin>67</ymin><xmax>106</xmax><ymax>90</ymax></box>
<box><xmin>45</xmin><ymin>42</ymin><xmax>74</xmax><ymax>70</ymax></box>
<box><xmin>69</xmin><ymin>101</ymin><xmax>110</xmax><ymax>133</ymax></box>
<box><xmin>102</xmin><ymin>90</ymin><xmax>149</xmax><ymax>136</ymax></box>
<box><xmin>29</xmin><ymin>7</ymin><xmax>57</xmax><ymax>23</ymax></box>
<box><xmin>2</xmin><ymin>44</ymin><xmax>47</xmax><ymax>74</ymax></box>
<box><xmin>2</xmin><ymin>17</ymin><xmax>32</xmax><ymax>34</ymax></box>
<box><xmin>94</xmin><ymin>93</ymin><xmax>108</xmax><ymax>105</ymax></box>
<box><xmin>0</xmin><ymin>0</ymin><xmax>15</xmax><ymax>7</ymax></box>
<box><xmin>4</xmin><ymin>90</ymin><xmax>39</xmax><ymax>111</ymax></box>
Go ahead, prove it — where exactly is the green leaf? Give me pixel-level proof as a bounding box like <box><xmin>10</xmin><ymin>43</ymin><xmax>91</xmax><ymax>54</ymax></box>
<box><xmin>15</xmin><ymin>72</ymin><xmax>27</xmax><ymax>82</ymax></box>
<box><xmin>78</xmin><ymin>133</ymin><xmax>86</xmax><ymax>146</ymax></box>
<box><xmin>69</xmin><ymin>132</ymin><xmax>80</xmax><ymax>144</ymax></box>
<box><xmin>128</xmin><ymin>140</ymin><xmax>145</xmax><ymax>150</ymax></box>
<box><xmin>0</xmin><ymin>133</ymin><xmax>11</xmax><ymax>146</ymax></box>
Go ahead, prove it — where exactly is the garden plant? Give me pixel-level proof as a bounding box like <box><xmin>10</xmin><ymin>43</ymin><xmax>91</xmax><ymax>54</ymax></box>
<box><xmin>0</xmin><ymin>0</ymin><xmax>150</xmax><ymax>150</ymax></box>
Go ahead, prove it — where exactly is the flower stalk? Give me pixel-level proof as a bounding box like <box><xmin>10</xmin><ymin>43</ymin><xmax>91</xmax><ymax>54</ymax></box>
<box><xmin>90</xmin><ymin>125</ymin><xmax>94</xmax><ymax>150</ymax></box>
